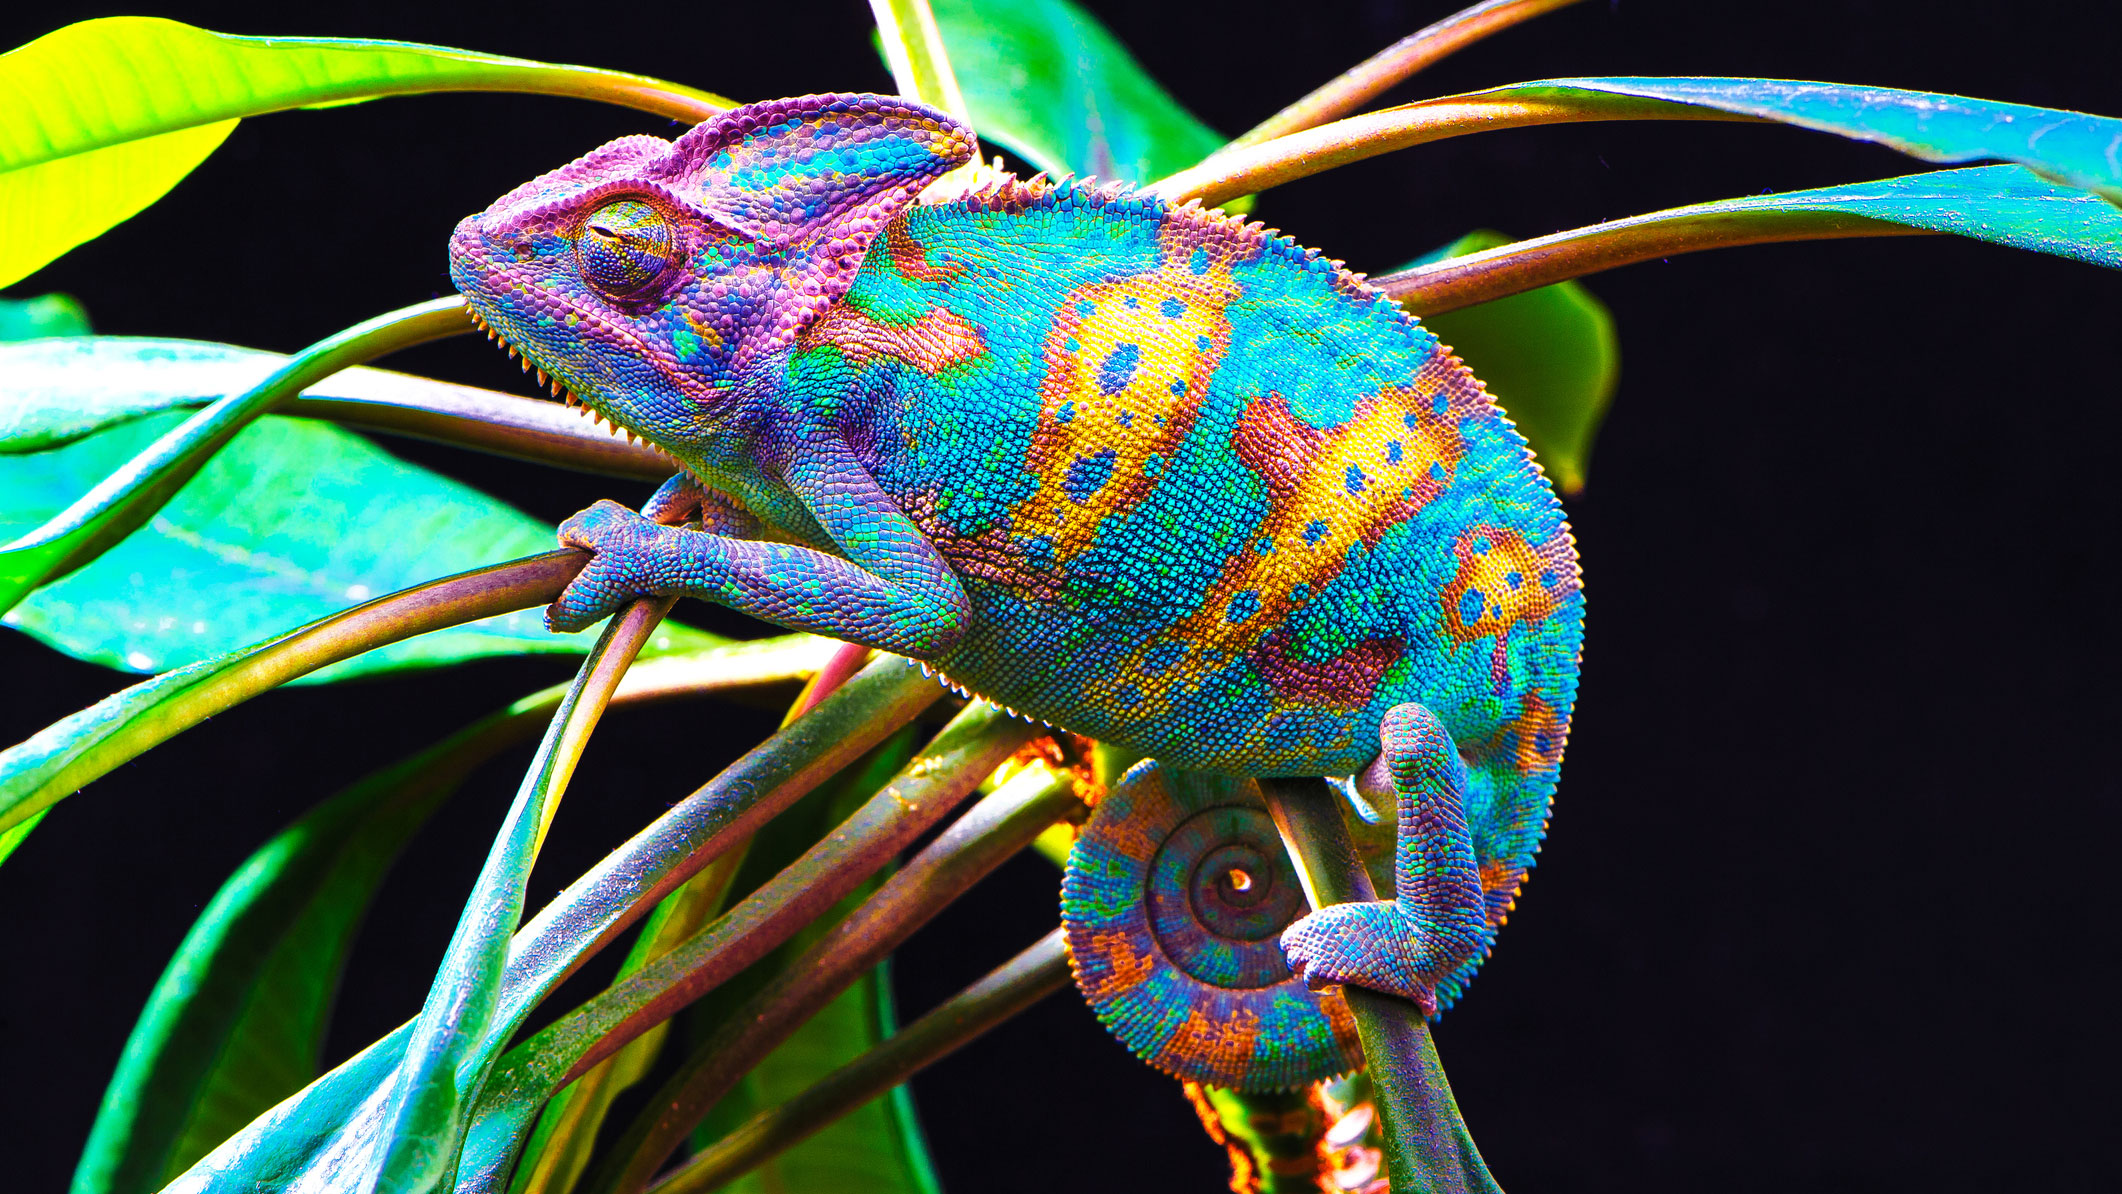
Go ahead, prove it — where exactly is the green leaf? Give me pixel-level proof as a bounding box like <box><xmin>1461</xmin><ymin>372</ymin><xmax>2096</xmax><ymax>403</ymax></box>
<box><xmin>0</xmin><ymin>291</ymin><xmax>90</xmax><ymax>340</ymax></box>
<box><xmin>0</xmin><ymin>412</ymin><xmax>718</xmax><ymax>679</ymax></box>
<box><xmin>928</xmin><ymin>0</ymin><xmax>1223</xmax><ymax>185</ymax></box>
<box><xmin>1406</xmin><ymin>231</ymin><xmax>1618</xmax><ymax>494</ymax></box>
<box><xmin>1537</xmin><ymin>76</ymin><xmax>2122</xmax><ymax>203</ymax></box>
<box><xmin>71</xmin><ymin>708</ymin><xmax>523</xmax><ymax>1194</ymax></box>
<box><xmin>0</xmin><ymin>18</ymin><xmax>728</xmax><ymax>284</ymax></box>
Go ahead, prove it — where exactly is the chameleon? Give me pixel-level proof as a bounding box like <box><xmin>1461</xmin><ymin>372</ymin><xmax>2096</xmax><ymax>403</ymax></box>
<box><xmin>447</xmin><ymin>93</ymin><xmax>1583</xmax><ymax>1090</ymax></box>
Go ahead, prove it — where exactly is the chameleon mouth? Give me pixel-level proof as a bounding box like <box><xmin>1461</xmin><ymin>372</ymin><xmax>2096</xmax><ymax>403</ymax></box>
<box><xmin>466</xmin><ymin>304</ymin><xmax>652</xmax><ymax>448</ymax></box>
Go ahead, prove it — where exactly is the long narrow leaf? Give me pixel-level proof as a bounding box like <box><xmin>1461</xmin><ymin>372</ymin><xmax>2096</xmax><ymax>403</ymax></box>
<box><xmin>0</xmin><ymin>18</ymin><xmax>730</xmax><ymax>284</ymax></box>
<box><xmin>1151</xmin><ymin>77</ymin><xmax>2122</xmax><ymax>210</ymax></box>
<box><xmin>0</xmin><ymin>291</ymin><xmax>90</xmax><ymax>340</ymax></box>
<box><xmin>0</xmin><ymin>297</ymin><xmax>472</xmax><ymax>616</ymax></box>
<box><xmin>0</xmin><ymin>337</ymin><xmax>669</xmax><ymax>477</ymax></box>
<box><xmin>1546</xmin><ymin>76</ymin><xmax>2122</xmax><ymax>203</ymax></box>
<box><xmin>1378</xmin><ymin>165</ymin><xmax>2122</xmax><ymax>315</ymax></box>
<box><xmin>1</xmin><ymin>413</ymin><xmax>719</xmax><ymax>679</ymax></box>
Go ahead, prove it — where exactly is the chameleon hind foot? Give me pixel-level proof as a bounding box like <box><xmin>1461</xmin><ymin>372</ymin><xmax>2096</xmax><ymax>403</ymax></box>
<box><xmin>1279</xmin><ymin>702</ymin><xmax>1489</xmax><ymax>1013</ymax></box>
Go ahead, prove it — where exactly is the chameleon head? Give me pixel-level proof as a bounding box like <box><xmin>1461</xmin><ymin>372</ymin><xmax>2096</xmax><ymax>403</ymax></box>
<box><xmin>448</xmin><ymin>93</ymin><xmax>975</xmax><ymax>452</ymax></box>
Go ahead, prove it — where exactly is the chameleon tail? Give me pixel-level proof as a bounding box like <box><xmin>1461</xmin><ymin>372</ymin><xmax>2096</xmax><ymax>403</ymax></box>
<box><xmin>1061</xmin><ymin>763</ymin><xmax>1363</xmax><ymax>1091</ymax></box>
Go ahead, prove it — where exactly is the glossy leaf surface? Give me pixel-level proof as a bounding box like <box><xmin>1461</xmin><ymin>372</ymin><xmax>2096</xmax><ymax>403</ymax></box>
<box><xmin>1545</xmin><ymin>76</ymin><xmax>2122</xmax><ymax>203</ymax></box>
<box><xmin>0</xmin><ymin>18</ymin><xmax>728</xmax><ymax>284</ymax></box>
<box><xmin>70</xmin><ymin>710</ymin><xmax>516</xmax><ymax>1194</ymax></box>
<box><xmin>1408</xmin><ymin>231</ymin><xmax>1619</xmax><ymax>494</ymax></box>
<box><xmin>929</xmin><ymin>0</ymin><xmax>1223</xmax><ymax>185</ymax></box>
<box><xmin>0</xmin><ymin>412</ymin><xmax>716</xmax><ymax>679</ymax></box>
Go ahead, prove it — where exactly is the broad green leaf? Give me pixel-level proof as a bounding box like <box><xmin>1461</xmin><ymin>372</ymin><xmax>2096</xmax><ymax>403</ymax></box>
<box><xmin>0</xmin><ymin>806</ymin><xmax>46</xmax><ymax>865</ymax></box>
<box><xmin>71</xmin><ymin>708</ymin><xmax>520</xmax><ymax>1194</ymax></box>
<box><xmin>0</xmin><ymin>412</ymin><xmax>718</xmax><ymax>679</ymax></box>
<box><xmin>1537</xmin><ymin>77</ymin><xmax>2122</xmax><ymax>204</ymax></box>
<box><xmin>0</xmin><ymin>121</ymin><xmax>234</xmax><ymax>287</ymax></box>
<box><xmin>928</xmin><ymin>0</ymin><xmax>1224</xmax><ymax>185</ymax></box>
<box><xmin>1407</xmin><ymin>231</ymin><xmax>1618</xmax><ymax>494</ymax></box>
<box><xmin>0</xmin><ymin>296</ymin><xmax>470</xmax><ymax>618</ymax></box>
<box><xmin>0</xmin><ymin>18</ymin><xmax>728</xmax><ymax>284</ymax></box>
<box><xmin>0</xmin><ymin>291</ymin><xmax>90</xmax><ymax>340</ymax></box>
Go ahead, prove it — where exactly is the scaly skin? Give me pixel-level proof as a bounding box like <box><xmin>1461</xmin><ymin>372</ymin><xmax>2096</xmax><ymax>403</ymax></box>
<box><xmin>449</xmin><ymin>94</ymin><xmax>1584</xmax><ymax>1084</ymax></box>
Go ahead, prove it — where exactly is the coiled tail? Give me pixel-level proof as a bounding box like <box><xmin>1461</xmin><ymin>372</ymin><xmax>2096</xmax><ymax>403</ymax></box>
<box><xmin>1061</xmin><ymin>763</ymin><xmax>1363</xmax><ymax>1090</ymax></box>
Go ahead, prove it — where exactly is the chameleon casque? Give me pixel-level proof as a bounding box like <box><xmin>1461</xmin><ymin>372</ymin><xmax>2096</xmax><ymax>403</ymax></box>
<box><xmin>448</xmin><ymin>94</ymin><xmax>1584</xmax><ymax>1091</ymax></box>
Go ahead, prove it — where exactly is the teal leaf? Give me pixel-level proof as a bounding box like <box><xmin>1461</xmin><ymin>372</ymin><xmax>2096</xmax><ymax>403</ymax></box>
<box><xmin>0</xmin><ymin>292</ymin><xmax>90</xmax><ymax>340</ymax></box>
<box><xmin>0</xmin><ymin>412</ymin><xmax>717</xmax><ymax>680</ymax></box>
<box><xmin>1538</xmin><ymin>76</ymin><xmax>2122</xmax><ymax>203</ymax></box>
<box><xmin>928</xmin><ymin>0</ymin><xmax>1223</xmax><ymax>185</ymax></box>
<box><xmin>71</xmin><ymin>710</ymin><xmax>518</xmax><ymax>1194</ymax></box>
<box><xmin>1405</xmin><ymin>231</ymin><xmax>1619</xmax><ymax>495</ymax></box>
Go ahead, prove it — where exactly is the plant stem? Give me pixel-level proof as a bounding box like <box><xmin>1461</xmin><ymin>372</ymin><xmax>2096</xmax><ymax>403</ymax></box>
<box><xmin>0</xmin><ymin>549</ymin><xmax>583</xmax><ymax>838</ymax></box>
<box><xmin>1258</xmin><ymin>777</ymin><xmax>1500</xmax><ymax>1194</ymax></box>
<box><xmin>286</xmin><ymin>385</ymin><xmax>673</xmax><ymax>480</ymax></box>
<box><xmin>375</xmin><ymin>596</ymin><xmax>675</xmax><ymax>1188</ymax></box>
<box><xmin>1225</xmin><ymin>0</ymin><xmax>1589</xmax><ymax>150</ymax></box>
<box><xmin>1377</xmin><ymin>205</ymin><xmax>1931</xmax><ymax>315</ymax></box>
<box><xmin>591</xmin><ymin>766</ymin><xmax>1084</xmax><ymax>1194</ymax></box>
<box><xmin>869</xmin><ymin>0</ymin><xmax>971</xmax><ymax>121</ymax></box>
<box><xmin>1149</xmin><ymin>88</ymin><xmax>1754</xmax><ymax>209</ymax></box>
<box><xmin>0</xmin><ymin>296</ymin><xmax>475</xmax><ymax>613</ymax></box>
<box><xmin>653</xmin><ymin>927</ymin><xmax>1071</xmax><ymax>1194</ymax></box>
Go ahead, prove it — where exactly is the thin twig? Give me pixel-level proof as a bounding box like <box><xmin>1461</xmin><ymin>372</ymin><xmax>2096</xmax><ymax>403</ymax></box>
<box><xmin>1259</xmin><ymin>777</ymin><xmax>1499</xmax><ymax>1194</ymax></box>
<box><xmin>652</xmin><ymin>928</ymin><xmax>1071</xmax><ymax>1194</ymax></box>
<box><xmin>591</xmin><ymin>767</ymin><xmax>1085</xmax><ymax>1194</ymax></box>
<box><xmin>1226</xmin><ymin>0</ymin><xmax>1590</xmax><ymax>150</ymax></box>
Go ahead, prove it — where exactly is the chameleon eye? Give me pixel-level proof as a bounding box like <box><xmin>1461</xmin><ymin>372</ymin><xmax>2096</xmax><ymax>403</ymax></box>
<box><xmin>576</xmin><ymin>198</ymin><xmax>676</xmax><ymax>300</ymax></box>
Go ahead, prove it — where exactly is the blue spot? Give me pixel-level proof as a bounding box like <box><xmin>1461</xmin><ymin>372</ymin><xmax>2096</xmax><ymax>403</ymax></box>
<box><xmin>1459</xmin><ymin>589</ymin><xmax>1486</xmax><ymax>624</ymax></box>
<box><xmin>1026</xmin><ymin>535</ymin><xmax>1055</xmax><ymax>570</ymax></box>
<box><xmin>1077</xmin><ymin>300</ymin><xmax>1095</xmax><ymax>317</ymax></box>
<box><xmin>1144</xmin><ymin>454</ymin><xmax>1165</xmax><ymax>479</ymax></box>
<box><xmin>1506</xmin><ymin>570</ymin><xmax>1523</xmax><ymax>590</ymax></box>
<box><xmin>1063</xmin><ymin>448</ymin><xmax>1118</xmax><ymax>504</ymax></box>
<box><xmin>1170</xmin><ymin>379</ymin><xmax>1187</xmax><ymax>396</ymax></box>
<box><xmin>1432</xmin><ymin>393</ymin><xmax>1449</xmax><ymax>415</ymax></box>
<box><xmin>1118</xmin><ymin>410</ymin><xmax>1136</xmax><ymax>428</ymax></box>
<box><xmin>1057</xmin><ymin>402</ymin><xmax>1075</xmax><ymax>424</ymax></box>
<box><xmin>1144</xmin><ymin>641</ymin><xmax>1187</xmax><ymax>674</ymax></box>
<box><xmin>1540</xmin><ymin>570</ymin><xmax>1556</xmax><ymax>586</ymax></box>
<box><xmin>1125</xmin><ymin>295</ymin><xmax>1139</xmax><ymax>308</ymax></box>
<box><xmin>1190</xmin><ymin>247</ymin><xmax>1210</xmax><ymax>275</ymax></box>
<box><xmin>1099</xmin><ymin>343</ymin><xmax>1140</xmax><ymax>394</ymax></box>
<box><xmin>1472</xmin><ymin>535</ymin><xmax>1492</xmax><ymax>554</ymax></box>
<box><xmin>1429</xmin><ymin>462</ymin><xmax>1446</xmax><ymax>481</ymax></box>
<box><xmin>1196</xmin><ymin>335</ymin><xmax>1213</xmax><ymax>352</ymax></box>
<box><xmin>1160</xmin><ymin>297</ymin><xmax>1186</xmax><ymax>319</ymax></box>
<box><xmin>1303</xmin><ymin>520</ymin><xmax>1329</xmax><ymax>544</ymax></box>
<box><xmin>1345</xmin><ymin>464</ymin><xmax>1366</xmax><ymax>494</ymax></box>
<box><xmin>1290</xmin><ymin>583</ymin><xmax>1311</xmax><ymax>602</ymax></box>
<box><xmin>1065</xmin><ymin>338</ymin><xmax>1080</xmax><ymax>352</ymax></box>
<box><xmin>1226</xmin><ymin>590</ymin><xmax>1261</xmax><ymax>623</ymax></box>
<box><xmin>1256</xmin><ymin>537</ymin><xmax>1274</xmax><ymax>554</ymax></box>
<box><xmin>1386</xmin><ymin>439</ymin><xmax>1403</xmax><ymax>463</ymax></box>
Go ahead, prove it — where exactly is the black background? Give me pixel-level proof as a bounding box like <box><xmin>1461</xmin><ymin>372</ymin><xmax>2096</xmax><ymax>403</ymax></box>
<box><xmin>2</xmin><ymin>1</ymin><xmax>2117</xmax><ymax>1190</ymax></box>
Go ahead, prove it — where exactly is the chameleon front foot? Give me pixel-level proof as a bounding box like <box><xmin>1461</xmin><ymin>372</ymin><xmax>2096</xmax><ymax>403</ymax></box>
<box><xmin>551</xmin><ymin>499</ymin><xmax>679</xmax><ymax>632</ymax></box>
<box><xmin>1279</xmin><ymin>702</ymin><xmax>1489</xmax><ymax>1012</ymax></box>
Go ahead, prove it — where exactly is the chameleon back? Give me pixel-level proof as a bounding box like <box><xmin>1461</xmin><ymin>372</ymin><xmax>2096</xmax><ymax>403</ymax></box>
<box><xmin>787</xmin><ymin>178</ymin><xmax>1584</xmax><ymax>987</ymax></box>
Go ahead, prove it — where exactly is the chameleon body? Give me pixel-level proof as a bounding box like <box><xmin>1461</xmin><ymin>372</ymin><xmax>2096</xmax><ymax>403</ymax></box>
<box><xmin>449</xmin><ymin>95</ymin><xmax>1583</xmax><ymax>1089</ymax></box>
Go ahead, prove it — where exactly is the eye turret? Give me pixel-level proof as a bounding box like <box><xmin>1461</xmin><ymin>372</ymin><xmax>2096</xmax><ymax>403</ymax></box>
<box><xmin>576</xmin><ymin>198</ymin><xmax>677</xmax><ymax>300</ymax></box>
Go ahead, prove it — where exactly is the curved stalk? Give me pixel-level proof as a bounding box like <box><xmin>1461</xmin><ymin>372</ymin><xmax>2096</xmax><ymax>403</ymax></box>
<box><xmin>1149</xmin><ymin>89</ymin><xmax>1753</xmax><ymax>208</ymax></box>
<box><xmin>0</xmin><ymin>549</ymin><xmax>583</xmax><ymax>838</ymax></box>
<box><xmin>1226</xmin><ymin>0</ymin><xmax>1589</xmax><ymax>150</ymax></box>
<box><xmin>450</xmin><ymin>702</ymin><xmax>1036</xmax><ymax>1193</ymax></box>
<box><xmin>374</xmin><ymin>596</ymin><xmax>675</xmax><ymax>1190</ymax></box>
<box><xmin>592</xmin><ymin>768</ymin><xmax>1084</xmax><ymax>1194</ymax></box>
<box><xmin>1380</xmin><ymin>207</ymin><xmax>1929</xmax><ymax>314</ymax></box>
<box><xmin>286</xmin><ymin>387</ymin><xmax>672</xmax><ymax>480</ymax></box>
<box><xmin>0</xmin><ymin>296</ymin><xmax>475</xmax><ymax>613</ymax></box>
<box><xmin>1259</xmin><ymin>778</ymin><xmax>1498</xmax><ymax>1194</ymax></box>
<box><xmin>654</xmin><ymin>928</ymin><xmax>1070</xmax><ymax>1194</ymax></box>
